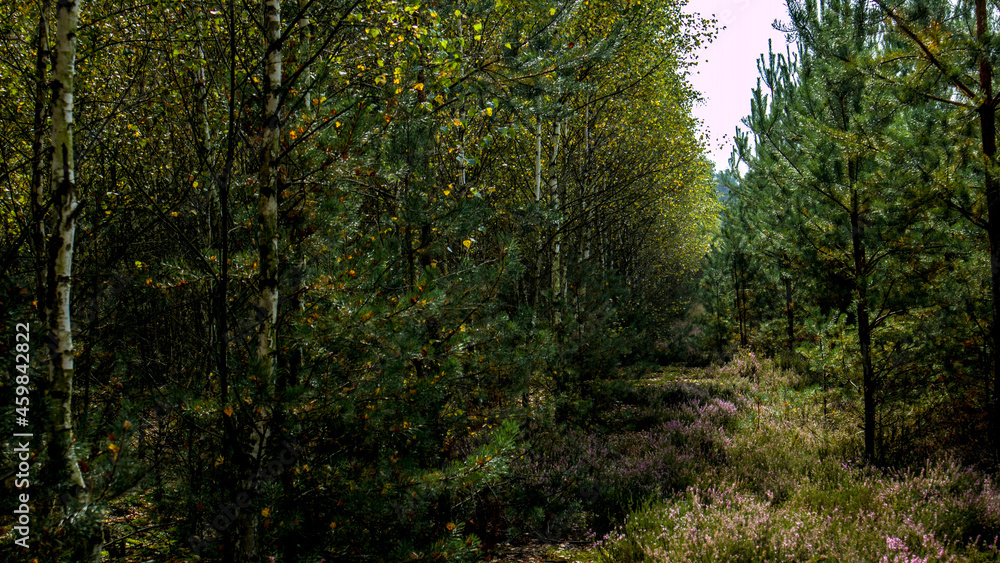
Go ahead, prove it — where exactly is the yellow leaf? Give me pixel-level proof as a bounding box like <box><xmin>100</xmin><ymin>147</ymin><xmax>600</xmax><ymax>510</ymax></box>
<box><xmin>446</xmin><ymin>522</ymin><xmax>456</xmax><ymax>531</ymax></box>
<box><xmin>414</xmin><ymin>83</ymin><xmax>424</xmax><ymax>91</ymax></box>
<box><xmin>223</xmin><ymin>406</ymin><xmax>233</xmax><ymax>417</ymax></box>
<box><xmin>463</xmin><ymin>239</ymin><xmax>471</xmax><ymax>249</ymax></box>
<box><xmin>261</xmin><ymin>508</ymin><xmax>270</xmax><ymax>517</ymax></box>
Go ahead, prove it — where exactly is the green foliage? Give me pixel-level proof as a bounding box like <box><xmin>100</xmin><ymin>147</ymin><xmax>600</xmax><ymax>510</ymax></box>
<box><xmin>698</xmin><ymin>0</ymin><xmax>995</xmax><ymax>464</ymax></box>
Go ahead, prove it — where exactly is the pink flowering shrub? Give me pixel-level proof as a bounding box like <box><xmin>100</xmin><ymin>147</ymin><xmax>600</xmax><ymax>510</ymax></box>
<box><xmin>508</xmin><ymin>386</ymin><xmax>743</xmax><ymax>538</ymax></box>
<box><xmin>593</xmin><ymin>361</ymin><xmax>1000</xmax><ymax>562</ymax></box>
<box><xmin>595</xmin><ymin>456</ymin><xmax>1000</xmax><ymax>562</ymax></box>
<box><xmin>719</xmin><ymin>347</ymin><xmax>764</xmax><ymax>380</ymax></box>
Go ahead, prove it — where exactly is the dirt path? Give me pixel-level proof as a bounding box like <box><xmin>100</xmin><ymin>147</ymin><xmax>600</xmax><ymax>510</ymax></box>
<box><xmin>482</xmin><ymin>539</ymin><xmax>594</xmax><ymax>562</ymax></box>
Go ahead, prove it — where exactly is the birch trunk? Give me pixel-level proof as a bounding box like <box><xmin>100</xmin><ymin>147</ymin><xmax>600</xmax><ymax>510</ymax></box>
<box><xmin>559</xmin><ymin>118</ymin><xmax>568</xmax><ymax>305</ymax></box>
<box><xmin>578</xmin><ymin>104</ymin><xmax>591</xmax><ymax>319</ymax></box>
<box><xmin>257</xmin><ymin>0</ymin><xmax>281</xmax><ymax>387</ymax></box>
<box><xmin>46</xmin><ymin>0</ymin><xmax>103</xmax><ymax>559</ymax></box>
<box><xmin>233</xmin><ymin>0</ymin><xmax>281</xmax><ymax>559</ymax></box>
<box><xmin>533</xmin><ymin>112</ymin><xmax>543</xmax><ymax>308</ymax></box>
<box><xmin>193</xmin><ymin>29</ymin><xmax>220</xmax><ymax>248</ymax></box>
<box><xmin>550</xmin><ymin>121</ymin><xmax>562</xmax><ymax>323</ymax></box>
<box><xmin>534</xmin><ymin>114</ymin><xmax>543</xmax><ymax>201</ymax></box>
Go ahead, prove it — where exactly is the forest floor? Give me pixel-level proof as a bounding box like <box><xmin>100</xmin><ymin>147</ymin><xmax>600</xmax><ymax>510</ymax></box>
<box><xmin>482</xmin><ymin>358</ymin><xmax>1000</xmax><ymax>562</ymax></box>
<box><xmin>482</xmin><ymin>364</ymin><xmax>735</xmax><ymax>563</ymax></box>
<box><xmin>481</xmin><ymin>538</ymin><xmax>592</xmax><ymax>563</ymax></box>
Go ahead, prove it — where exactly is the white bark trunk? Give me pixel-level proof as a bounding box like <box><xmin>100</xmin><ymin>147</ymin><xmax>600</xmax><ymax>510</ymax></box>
<box><xmin>550</xmin><ymin>121</ymin><xmax>562</xmax><ymax>323</ymax></box>
<box><xmin>534</xmin><ymin>114</ymin><xmax>542</xmax><ymax>201</ymax></box>
<box><xmin>258</xmin><ymin>0</ymin><xmax>281</xmax><ymax>386</ymax></box>
<box><xmin>238</xmin><ymin>0</ymin><xmax>282</xmax><ymax>558</ymax></box>
<box><xmin>47</xmin><ymin>0</ymin><xmax>102</xmax><ymax>559</ymax></box>
<box><xmin>533</xmin><ymin>111</ymin><xmax>543</xmax><ymax>309</ymax></box>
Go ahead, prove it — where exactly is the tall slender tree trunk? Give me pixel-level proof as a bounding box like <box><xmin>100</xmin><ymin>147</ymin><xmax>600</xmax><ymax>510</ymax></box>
<box><xmin>974</xmin><ymin>0</ymin><xmax>1000</xmax><ymax>458</ymax></box>
<box><xmin>578</xmin><ymin>104</ymin><xmax>592</xmax><ymax>335</ymax></box>
<box><xmin>257</xmin><ymin>0</ymin><xmax>281</xmax><ymax>400</ymax></box>
<box><xmin>231</xmin><ymin>0</ymin><xmax>282</xmax><ymax>559</ymax></box>
<box><xmin>30</xmin><ymin>0</ymin><xmax>50</xmax><ymax>312</ymax></box>
<box><xmin>532</xmin><ymin>111</ymin><xmax>543</xmax><ymax>309</ymax></box>
<box><xmin>850</xmin><ymin>187</ymin><xmax>876</xmax><ymax>464</ymax></box>
<box><xmin>216</xmin><ymin>0</ymin><xmax>238</xmax><ymax>550</ymax></box>
<box><xmin>45</xmin><ymin>0</ymin><xmax>103</xmax><ymax>559</ymax></box>
<box><xmin>298</xmin><ymin>0</ymin><xmax>312</xmax><ymax>110</ymax></box>
<box><xmin>277</xmin><ymin>255</ymin><xmax>305</xmax><ymax>561</ymax></box>
<box><xmin>550</xmin><ymin>121</ymin><xmax>562</xmax><ymax>323</ymax></box>
<box><xmin>193</xmin><ymin>32</ymin><xmax>220</xmax><ymax>248</ymax></box>
<box><xmin>733</xmin><ymin>256</ymin><xmax>748</xmax><ymax>348</ymax></box>
<box><xmin>784</xmin><ymin>271</ymin><xmax>794</xmax><ymax>351</ymax></box>
<box><xmin>559</xmin><ymin>118</ymin><xmax>568</xmax><ymax>305</ymax></box>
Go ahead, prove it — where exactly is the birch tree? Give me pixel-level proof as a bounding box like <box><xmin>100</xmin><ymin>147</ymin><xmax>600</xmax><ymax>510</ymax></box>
<box><xmin>43</xmin><ymin>0</ymin><xmax>104</xmax><ymax>559</ymax></box>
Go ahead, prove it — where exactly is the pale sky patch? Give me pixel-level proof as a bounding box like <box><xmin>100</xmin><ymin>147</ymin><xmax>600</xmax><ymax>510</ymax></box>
<box><xmin>683</xmin><ymin>0</ymin><xmax>796</xmax><ymax>171</ymax></box>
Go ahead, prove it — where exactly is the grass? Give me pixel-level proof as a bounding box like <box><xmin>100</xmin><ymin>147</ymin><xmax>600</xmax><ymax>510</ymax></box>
<box><xmin>586</xmin><ymin>352</ymin><xmax>1000</xmax><ymax>562</ymax></box>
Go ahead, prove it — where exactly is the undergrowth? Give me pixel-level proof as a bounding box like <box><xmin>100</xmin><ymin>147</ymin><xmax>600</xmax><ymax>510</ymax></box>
<box><xmin>590</xmin><ymin>353</ymin><xmax>1000</xmax><ymax>562</ymax></box>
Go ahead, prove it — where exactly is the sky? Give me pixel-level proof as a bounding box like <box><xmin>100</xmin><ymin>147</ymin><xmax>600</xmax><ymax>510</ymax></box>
<box><xmin>683</xmin><ymin>0</ymin><xmax>796</xmax><ymax>171</ymax></box>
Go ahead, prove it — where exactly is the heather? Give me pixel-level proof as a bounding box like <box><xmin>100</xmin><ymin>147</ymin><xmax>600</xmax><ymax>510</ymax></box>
<box><xmin>591</xmin><ymin>355</ymin><xmax>1000</xmax><ymax>563</ymax></box>
<box><xmin>507</xmin><ymin>373</ymin><xmax>743</xmax><ymax>539</ymax></box>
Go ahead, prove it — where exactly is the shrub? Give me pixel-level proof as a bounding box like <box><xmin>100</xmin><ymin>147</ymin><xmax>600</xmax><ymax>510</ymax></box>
<box><xmin>507</xmin><ymin>391</ymin><xmax>741</xmax><ymax>538</ymax></box>
<box><xmin>596</xmin><ymin>447</ymin><xmax>1000</xmax><ymax>562</ymax></box>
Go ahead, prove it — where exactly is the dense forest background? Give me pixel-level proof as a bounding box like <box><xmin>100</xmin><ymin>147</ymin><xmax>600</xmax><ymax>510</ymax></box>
<box><xmin>6</xmin><ymin>0</ymin><xmax>1000</xmax><ymax>561</ymax></box>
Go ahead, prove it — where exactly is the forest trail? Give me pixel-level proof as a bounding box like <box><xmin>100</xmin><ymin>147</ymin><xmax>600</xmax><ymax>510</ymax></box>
<box><xmin>482</xmin><ymin>365</ymin><xmax>736</xmax><ymax>563</ymax></box>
